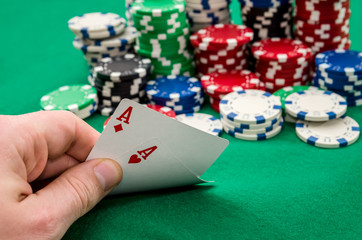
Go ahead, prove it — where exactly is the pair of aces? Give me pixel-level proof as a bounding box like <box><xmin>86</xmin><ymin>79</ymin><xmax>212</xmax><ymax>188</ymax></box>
<box><xmin>87</xmin><ymin>99</ymin><xmax>229</xmax><ymax>195</ymax></box>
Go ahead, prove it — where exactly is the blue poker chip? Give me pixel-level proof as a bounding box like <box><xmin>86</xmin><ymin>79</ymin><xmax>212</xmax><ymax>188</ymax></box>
<box><xmin>315</xmin><ymin>50</ymin><xmax>362</xmax><ymax>76</ymax></box>
<box><xmin>296</xmin><ymin>116</ymin><xmax>360</xmax><ymax>148</ymax></box>
<box><xmin>314</xmin><ymin>72</ymin><xmax>362</xmax><ymax>90</ymax></box>
<box><xmin>316</xmin><ymin>69</ymin><xmax>362</xmax><ymax>82</ymax></box>
<box><xmin>149</xmin><ymin>96</ymin><xmax>205</xmax><ymax>109</ymax></box>
<box><xmin>146</xmin><ymin>76</ymin><xmax>202</xmax><ymax>101</ymax></box>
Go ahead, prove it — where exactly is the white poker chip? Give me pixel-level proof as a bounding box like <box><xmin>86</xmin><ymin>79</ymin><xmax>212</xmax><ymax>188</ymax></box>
<box><xmin>285</xmin><ymin>90</ymin><xmax>347</xmax><ymax>122</ymax></box>
<box><xmin>221</xmin><ymin>116</ymin><xmax>282</xmax><ymax>134</ymax></box>
<box><xmin>221</xmin><ymin>112</ymin><xmax>282</xmax><ymax>130</ymax></box>
<box><xmin>223</xmin><ymin>117</ymin><xmax>284</xmax><ymax>141</ymax></box>
<box><xmin>219</xmin><ymin>90</ymin><xmax>282</xmax><ymax>124</ymax></box>
<box><xmin>83</xmin><ymin>26</ymin><xmax>138</xmax><ymax>47</ymax></box>
<box><xmin>68</xmin><ymin>12</ymin><xmax>125</xmax><ymax>32</ymax></box>
<box><xmin>296</xmin><ymin>116</ymin><xmax>360</xmax><ymax>148</ymax></box>
<box><xmin>176</xmin><ymin>113</ymin><xmax>222</xmax><ymax>136</ymax></box>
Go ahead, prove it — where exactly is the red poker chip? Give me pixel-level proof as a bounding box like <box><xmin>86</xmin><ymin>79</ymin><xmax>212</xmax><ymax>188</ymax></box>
<box><xmin>196</xmin><ymin>60</ymin><xmax>247</xmax><ymax>71</ymax></box>
<box><xmin>256</xmin><ymin>69</ymin><xmax>311</xmax><ymax>81</ymax></box>
<box><xmin>259</xmin><ymin>74</ymin><xmax>310</xmax><ymax>84</ymax></box>
<box><xmin>255</xmin><ymin>57</ymin><xmax>313</xmax><ymax>70</ymax></box>
<box><xmin>264</xmin><ymin>81</ymin><xmax>311</xmax><ymax>93</ymax></box>
<box><xmin>295</xmin><ymin>21</ymin><xmax>350</xmax><ymax>36</ymax></box>
<box><xmin>295</xmin><ymin>9</ymin><xmax>351</xmax><ymax>25</ymax></box>
<box><xmin>251</xmin><ymin>38</ymin><xmax>312</xmax><ymax>63</ymax></box>
<box><xmin>145</xmin><ymin>104</ymin><xmax>176</xmax><ymax>118</ymax></box>
<box><xmin>194</xmin><ymin>45</ymin><xmax>247</xmax><ymax>56</ymax></box>
<box><xmin>209</xmin><ymin>98</ymin><xmax>220</xmax><ymax>112</ymax></box>
<box><xmin>295</xmin><ymin>0</ymin><xmax>350</xmax><ymax>22</ymax></box>
<box><xmin>195</xmin><ymin>50</ymin><xmax>246</xmax><ymax>60</ymax></box>
<box><xmin>103</xmin><ymin>116</ymin><xmax>111</xmax><ymax>129</ymax></box>
<box><xmin>295</xmin><ymin>32</ymin><xmax>350</xmax><ymax>45</ymax></box>
<box><xmin>195</xmin><ymin>24</ymin><xmax>254</xmax><ymax>48</ymax></box>
<box><xmin>201</xmin><ymin>70</ymin><xmax>262</xmax><ymax>95</ymax></box>
<box><xmin>196</xmin><ymin>55</ymin><xmax>247</xmax><ymax>66</ymax></box>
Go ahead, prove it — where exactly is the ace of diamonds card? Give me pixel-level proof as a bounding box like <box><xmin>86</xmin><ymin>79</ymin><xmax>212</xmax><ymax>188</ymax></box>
<box><xmin>87</xmin><ymin>99</ymin><xmax>229</xmax><ymax>195</ymax></box>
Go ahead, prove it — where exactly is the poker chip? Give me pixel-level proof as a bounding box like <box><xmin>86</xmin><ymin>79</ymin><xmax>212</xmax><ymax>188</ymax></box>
<box><xmin>273</xmin><ymin>85</ymin><xmax>319</xmax><ymax>122</ymax></box>
<box><xmin>284</xmin><ymin>90</ymin><xmax>347</xmax><ymax>122</ymax></box>
<box><xmin>185</xmin><ymin>0</ymin><xmax>231</xmax><ymax>33</ymax></box>
<box><xmin>103</xmin><ymin>116</ymin><xmax>111</xmax><ymax>129</ymax></box>
<box><xmin>89</xmin><ymin>54</ymin><xmax>152</xmax><ymax>112</ymax></box>
<box><xmin>315</xmin><ymin>50</ymin><xmax>362</xmax><ymax>76</ymax></box>
<box><xmin>176</xmin><ymin>113</ymin><xmax>222</xmax><ymax>136</ymax></box>
<box><xmin>68</xmin><ymin>12</ymin><xmax>125</xmax><ymax>34</ymax></box>
<box><xmin>126</xmin><ymin>0</ymin><xmax>136</xmax><ymax>26</ymax></box>
<box><xmin>223</xmin><ymin>117</ymin><xmax>284</xmax><ymax>141</ymax></box>
<box><xmin>82</xmin><ymin>26</ymin><xmax>138</xmax><ymax>48</ymax></box>
<box><xmin>251</xmin><ymin>38</ymin><xmax>313</xmax><ymax>93</ymax></box>
<box><xmin>221</xmin><ymin>112</ymin><xmax>282</xmax><ymax>130</ymax></box>
<box><xmin>144</xmin><ymin>104</ymin><xmax>177</xmax><ymax>118</ymax></box>
<box><xmin>67</xmin><ymin>13</ymin><xmax>134</xmax><ymax>67</ymax></box>
<box><xmin>221</xmin><ymin>116</ymin><xmax>282</xmax><ymax>134</ymax></box>
<box><xmin>296</xmin><ymin>116</ymin><xmax>360</xmax><ymax>148</ymax></box>
<box><xmin>200</xmin><ymin>69</ymin><xmax>265</xmax><ymax>112</ymax></box>
<box><xmin>94</xmin><ymin>54</ymin><xmax>152</xmax><ymax>81</ymax></box>
<box><xmin>219</xmin><ymin>90</ymin><xmax>282</xmax><ymax>124</ymax></box>
<box><xmin>131</xmin><ymin>0</ymin><xmax>195</xmax><ymax>78</ymax></box>
<box><xmin>240</xmin><ymin>0</ymin><xmax>293</xmax><ymax>42</ymax></box>
<box><xmin>40</xmin><ymin>84</ymin><xmax>98</xmax><ymax>119</ymax></box>
<box><xmin>313</xmin><ymin>50</ymin><xmax>362</xmax><ymax>107</ymax></box>
<box><xmin>295</xmin><ymin>0</ymin><xmax>351</xmax><ymax>55</ymax></box>
<box><xmin>146</xmin><ymin>75</ymin><xmax>204</xmax><ymax>114</ymax></box>
<box><xmin>99</xmin><ymin>105</ymin><xmax>116</xmax><ymax>116</ymax></box>
<box><xmin>190</xmin><ymin>24</ymin><xmax>253</xmax><ymax>76</ymax></box>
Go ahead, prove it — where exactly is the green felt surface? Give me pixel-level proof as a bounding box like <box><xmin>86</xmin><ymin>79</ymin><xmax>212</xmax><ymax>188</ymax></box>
<box><xmin>1</xmin><ymin>1</ymin><xmax>362</xmax><ymax>239</ymax></box>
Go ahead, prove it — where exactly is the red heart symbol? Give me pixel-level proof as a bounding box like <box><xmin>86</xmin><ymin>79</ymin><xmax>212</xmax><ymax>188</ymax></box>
<box><xmin>128</xmin><ymin>154</ymin><xmax>142</xmax><ymax>164</ymax></box>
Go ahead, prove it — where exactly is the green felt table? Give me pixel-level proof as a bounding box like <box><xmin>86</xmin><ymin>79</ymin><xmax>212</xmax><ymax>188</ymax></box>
<box><xmin>1</xmin><ymin>1</ymin><xmax>362</xmax><ymax>239</ymax></box>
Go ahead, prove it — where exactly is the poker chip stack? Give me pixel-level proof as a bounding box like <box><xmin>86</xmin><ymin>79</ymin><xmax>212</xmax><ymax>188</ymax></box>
<box><xmin>146</xmin><ymin>76</ymin><xmax>204</xmax><ymax>115</ymax></box>
<box><xmin>90</xmin><ymin>54</ymin><xmax>153</xmax><ymax>116</ymax></box>
<box><xmin>219</xmin><ymin>90</ymin><xmax>284</xmax><ymax>141</ymax></box>
<box><xmin>185</xmin><ymin>0</ymin><xmax>231</xmax><ymax>33</ymax></box>
<box><xmin>40</xmin><ymin>84</ymin><xmax>98</xmax><ymax>119</ymax></box>
<box><xmin>68</xmin><ymin>13</ymin><xmax>137</xmax><ymax>67</ymax></box>
<box><xmin>295</xmin><ymin>0</ymin><xmax>351</xmax><ymax>55</ymax></box>
<box><xmin>313</xmin><ymin>50</ymin><xmax>362</xmax><ymax>106</ymax></box>
<box><xmin>200</xmin><ymin>69</ymin><xmax>265</xmax><ymax>112</ymax></box>
<box><xmin>131</xmin><ymin>0</ymin><xmax>195</xmax><ymax>78</ymax></box>
<box><xmin>251</xmin><ymin>38</ymin><xmax>313</xmax><ymax>93</ymax></box>
<box><xmin>283</xmin><ymin>89</ymin><xmax>358</xmax><ymax>149</ymax></box>
<box><xmin>126</xmin><ymin>0</ymin><xmax>136</xmax><ymax>26</ymax></box>
<box><xmin>190</xmin><ymin>24</ymin><xmax>254</xmax><ymax>76</ymax></box>
<box><xmin>240</xmin><ymin>0</ymin><xmax>293</xmax><ymax>42</ymax></box>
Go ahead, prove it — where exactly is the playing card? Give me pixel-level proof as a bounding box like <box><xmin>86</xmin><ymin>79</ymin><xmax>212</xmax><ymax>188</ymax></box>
<box><xmin>87</xmin><ymin>99</ymin><xmax>229</xmax><ymax>194</ymax></box>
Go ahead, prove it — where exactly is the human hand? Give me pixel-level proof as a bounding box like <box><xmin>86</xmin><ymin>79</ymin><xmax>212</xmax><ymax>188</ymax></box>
<box><xmin>0</xmin><ymin>111</ymin><xmax>122</xmax><ymax>239</ymax></box>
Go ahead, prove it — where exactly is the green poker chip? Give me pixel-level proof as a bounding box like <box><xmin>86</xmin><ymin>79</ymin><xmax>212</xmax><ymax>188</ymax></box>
<box><xmin>131</xmin><ymin>0</ymin><xmax>186</xmax><ymax>17</ymax></box>
<box><xmin>273</xmin><ymin>85</ymin><xmax>320</xmax><ymax>110</ymax></box>
<box><xmin>40</xmin><ymin>84</ymin><xmax>97</xmax><ymax>112</ymax></box>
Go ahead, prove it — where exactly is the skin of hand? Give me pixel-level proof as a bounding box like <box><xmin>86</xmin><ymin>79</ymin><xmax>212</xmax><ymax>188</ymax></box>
<box><xmin>0</xmin><ymin>111</ymin><xmax>123</xmax><ymax>240</ymax></box>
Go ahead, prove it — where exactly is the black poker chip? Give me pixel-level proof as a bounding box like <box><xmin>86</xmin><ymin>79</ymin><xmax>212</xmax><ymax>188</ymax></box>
<box><xmin>94</xmin><ymin>54</ymin><xmax>152</xmax><ymax>81</ymax></box>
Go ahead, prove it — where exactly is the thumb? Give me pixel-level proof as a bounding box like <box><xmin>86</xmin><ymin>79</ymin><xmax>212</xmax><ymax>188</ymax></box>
<box><xmin>26</xmin><ymin>158</ymin><xmax>122</xmax><ymax>237</ymax></box>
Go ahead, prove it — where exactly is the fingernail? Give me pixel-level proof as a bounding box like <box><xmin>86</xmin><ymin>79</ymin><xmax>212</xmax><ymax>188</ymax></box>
<box><xmin>94</xmin><ymin>160</ymin><xmax>122</xmax><ymax>191</ymax></box>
